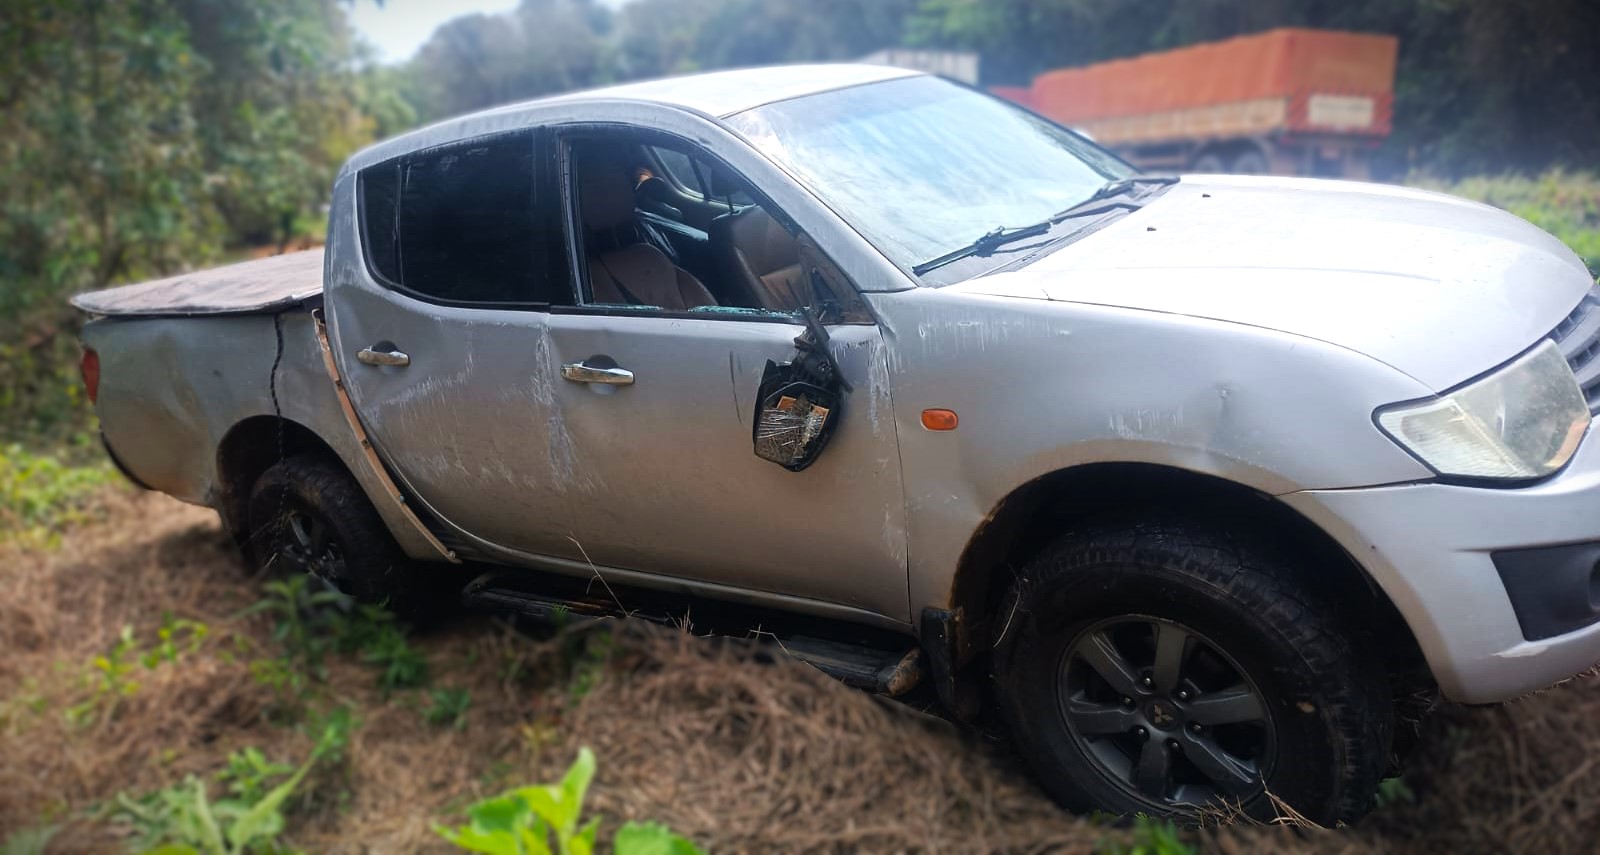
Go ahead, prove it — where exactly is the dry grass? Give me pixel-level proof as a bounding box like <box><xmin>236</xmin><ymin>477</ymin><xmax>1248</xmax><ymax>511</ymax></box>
<box><xmin>3</xmin><ymin>491</ymin><xmax>1599</xmax><ymax>853</ymax></box>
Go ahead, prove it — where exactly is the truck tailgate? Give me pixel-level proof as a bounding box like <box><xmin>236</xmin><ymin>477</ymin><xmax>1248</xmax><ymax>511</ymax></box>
<box><xmin>70</xmin><ymin>248</ymin><xmax>324</xmax><ymax>317</ymax></box>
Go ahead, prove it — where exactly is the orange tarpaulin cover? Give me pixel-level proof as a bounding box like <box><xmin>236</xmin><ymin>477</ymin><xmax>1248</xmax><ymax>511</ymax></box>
<box><xmin>1028</xmin><ymin>28</ymin><xmax>1397</xmax><ymax>131</ymax></box>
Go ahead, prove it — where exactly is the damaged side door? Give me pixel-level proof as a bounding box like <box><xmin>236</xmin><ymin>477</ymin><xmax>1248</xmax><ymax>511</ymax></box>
<box><xmin>325</xmin><ymin>130</ymin><xmax>584</xmax><ymax>562</ymax></box>
<box><xmin>544</xmin><ymin>130</ymin><xmax>909</xmax><ymax>623</ymax></box>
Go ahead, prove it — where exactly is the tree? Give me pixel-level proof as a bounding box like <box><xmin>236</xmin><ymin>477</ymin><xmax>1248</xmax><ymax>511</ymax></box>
<box><xmin>402</xmin><ymin>0</ymin><xmax>615</xmax><ymax>121</ymax></box>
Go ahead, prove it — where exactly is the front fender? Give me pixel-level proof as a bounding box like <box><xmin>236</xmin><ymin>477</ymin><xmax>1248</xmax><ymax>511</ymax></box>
<box><xmin>865</xmin><ymin>288</ymin><xmax>1435</xmax><ymax>615</ymax></box>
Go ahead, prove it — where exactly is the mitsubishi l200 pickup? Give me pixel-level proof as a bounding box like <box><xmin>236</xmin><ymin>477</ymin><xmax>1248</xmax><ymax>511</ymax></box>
<box><xmin>72</xmin><ymin>65</ymin><xmax>1600</xmax><ymax>824</ymax></box>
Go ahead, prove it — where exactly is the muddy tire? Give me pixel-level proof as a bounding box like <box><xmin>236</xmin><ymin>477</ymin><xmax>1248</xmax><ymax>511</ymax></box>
<box><xmin>246</xmin><ymin>454</ymin><xmax>449</xmax><ymax>622</ymax></box>
<box><xmin>991</xmin><ymin>516</ymin><xmax>1391</xmax><ymax>826</ymax></box>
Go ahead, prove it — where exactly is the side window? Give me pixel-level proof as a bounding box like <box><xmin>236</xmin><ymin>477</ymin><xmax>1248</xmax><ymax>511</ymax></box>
<box><xmin>650</xmin><ymin>147</ymin><xmax>705</xmax><ymax>195</ymax></box>
<box><xmin>648</xmin><ymin>146</ymin><xmax>752</xmax><ymax>206</ymax></box>
<box><xmin>563</xmin><ymin>133</ymin><xmax>836</xmax><ymax>317</ymax></box>
<box><xmin>361</xmin><ymin>163</ymin><xmax>401</xmax><ymax>283</ymax></box>
<box><xmin>359</xmin><ymin>132</ymin><xmax>551</xmax><ymax>305</ymax></box>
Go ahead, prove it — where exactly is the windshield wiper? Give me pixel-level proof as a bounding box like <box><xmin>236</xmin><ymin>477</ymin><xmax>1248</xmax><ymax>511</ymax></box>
<box><xmin>912</xmin><ymin>221</ymin><xmax>1053</xmax><ymax>275</ymax></box>
<box><xmin>911</xmin><ymin>176</ymin><xmax>1179</xmax><ymax>277</ymax></box>
<box><xmin>1049</xmin><ymin>175</ymin><xmax>1179</xmax><ymax>222</ymax></box>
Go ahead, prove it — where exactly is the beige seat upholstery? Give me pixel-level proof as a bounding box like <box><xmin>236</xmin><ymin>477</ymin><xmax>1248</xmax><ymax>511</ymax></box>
<box><xmin>578</xmin><ymin>153</ymin><xmax>715</xmax><ymax>311</ymax></box>
<box><xmin>709</xmin><ymin>206</ymin><xmax>810</xmax><ymax>311</ymax></box>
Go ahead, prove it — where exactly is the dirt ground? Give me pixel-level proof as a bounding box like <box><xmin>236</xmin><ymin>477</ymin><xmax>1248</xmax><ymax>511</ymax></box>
<box><xmin>3</xmin><ymin>491</ymin><xmax>1599</xmax><ymax>853</ymax></box>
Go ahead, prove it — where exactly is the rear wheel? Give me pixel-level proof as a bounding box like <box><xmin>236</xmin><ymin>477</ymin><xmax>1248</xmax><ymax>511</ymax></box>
<box><xmin>247</xmin><ymin>454</ymin><xmax>450</xmax><ymax>622</ymax></box>
<box><xmin>1230</xmin><ymin>148</ymin><xmax>1270</xmax><ymax>175</ymax></box>
<box><xmin>992</xmin><ymin>517</ymin><xmax>1391</xmax><ymax>825</ymax></box>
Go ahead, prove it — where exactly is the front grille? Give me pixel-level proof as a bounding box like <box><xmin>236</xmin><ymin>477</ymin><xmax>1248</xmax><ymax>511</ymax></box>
<box><xmin>1551</xmin><ymin>284</ymin><xmax>1600</xmax><ymax>414</ymax></box>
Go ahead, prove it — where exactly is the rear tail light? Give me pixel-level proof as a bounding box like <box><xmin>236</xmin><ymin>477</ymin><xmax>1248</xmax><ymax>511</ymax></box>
<box><xmin>80</xmin><ymin>347</ymin><xmax>100</xmax><ymax>404</ymax></box>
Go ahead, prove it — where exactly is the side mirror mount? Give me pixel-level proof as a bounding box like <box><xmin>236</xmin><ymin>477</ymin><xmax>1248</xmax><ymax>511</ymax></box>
<box><xmin>751</xmin><ymin>308</ymin><xmax>850</xmax><ymax>471</ymax></box>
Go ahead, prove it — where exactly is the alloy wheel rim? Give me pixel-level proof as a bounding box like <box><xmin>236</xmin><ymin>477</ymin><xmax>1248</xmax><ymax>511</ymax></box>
<box><xmin>278</xmin><ymin>507</ymin><xmax>349</xmax><ymax>589</ymax></box>
<box><xmin>1057</xmin><ymin>616</ymin><xmax>1275</xmax><ymax>809</ymax></box>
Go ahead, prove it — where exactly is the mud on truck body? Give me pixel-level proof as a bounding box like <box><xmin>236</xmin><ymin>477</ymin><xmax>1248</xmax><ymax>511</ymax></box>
<box><xmin>75</xmin><ymin>64</ymin><xmax>1600</xmax><ymax>825</ymax></box>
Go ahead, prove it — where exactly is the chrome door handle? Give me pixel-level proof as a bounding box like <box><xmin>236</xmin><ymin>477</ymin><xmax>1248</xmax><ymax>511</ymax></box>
<box><xmin>357</xmin><ymin>347</ymin><xmax>410</xmax><ymax>367</ymax></box>
<box><xmin>561</xmin><ymin>362</ymin><xmax>634</xmax><ymax>385</ymax></box>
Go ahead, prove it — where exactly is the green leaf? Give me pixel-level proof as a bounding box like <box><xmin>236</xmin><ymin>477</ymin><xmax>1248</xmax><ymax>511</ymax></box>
<box><xmin>613</xmin><ymin>822</ymin><xmax>704</xmax><ymax>855</ymax></box>
<box><xmin>225</xmin><ymin>746</ymin><xmax>316</xmax><ymax>851</ymax></box>
<box><xmin>467</xmin><ymin>794</ymin><xmax>529</xmax><ymax>835</ymax></box>
<box><xmin>433</xmin><ymin>823</ymin><xmax>524</xmax><ymax>855</ymax></box>
<box><xmin>168</xmin><ymin>776</ymin><xmax>228</xmax><ymax>855</ymax></box>
<box><xmin>561</xmin><ymin>748</ymin><xmax>596</xmax><ymax>815</ymax></box>
<box><xmin>570</xmin><ymin>816</ymin><xmax>600</xmax><ymax>855</ymax></box>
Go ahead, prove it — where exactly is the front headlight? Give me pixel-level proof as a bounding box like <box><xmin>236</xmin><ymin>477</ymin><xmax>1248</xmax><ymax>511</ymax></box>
<box><xmin>1376</xmin><ymin>340</ymin><xmax>1590</xmax><ymax>482</ymax></box>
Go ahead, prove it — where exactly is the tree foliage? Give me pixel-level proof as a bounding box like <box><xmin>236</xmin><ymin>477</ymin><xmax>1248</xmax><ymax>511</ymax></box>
<box><xmin>0</xmin><ymin>0</ymin><xmax>396</xmax><ymax>446</ymax></box>
<box><xmin>0</xmin><ymin>0</ymin><xmax>383</xmax><ymax>315</ymax></box>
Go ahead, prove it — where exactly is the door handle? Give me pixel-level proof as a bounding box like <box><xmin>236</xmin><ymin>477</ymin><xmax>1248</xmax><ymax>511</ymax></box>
<box><xmin>561</xmin><ymin>362</ymin><xmax>634</xmax><ymax>385</ymax></box>
<box><xmin>357</xmin><ymin>347</ymin><xmax>410</xmax><ymax>367</ymax></box>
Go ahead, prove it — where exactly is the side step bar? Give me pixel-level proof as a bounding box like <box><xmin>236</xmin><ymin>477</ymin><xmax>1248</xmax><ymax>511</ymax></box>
<box><xmin>780</xmin><ymin>635</ymin><xmax>924</xmax><ymax>696</ymax></box>
<box><xmin>461</xmin><ymin>571</ymin><xmax>925</xmax><ymax>697</ymax></box>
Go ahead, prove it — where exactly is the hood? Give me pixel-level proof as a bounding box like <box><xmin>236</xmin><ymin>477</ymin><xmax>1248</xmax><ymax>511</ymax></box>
<box><xmin>951</xmin><ymin>175</ymin><xmax>1594</xmax><ymax>390</ymax></box>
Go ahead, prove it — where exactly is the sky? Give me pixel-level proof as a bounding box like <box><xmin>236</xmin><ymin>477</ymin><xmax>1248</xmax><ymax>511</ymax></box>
<box><xmin>345</xmin><ymin>0</ymin><xmax>524</xmax><ymax>64</ymax></box>
<box><xmin>346</xmin><ymin>0</ymin><xmax>629</xmax><ymax>64</ymax></box>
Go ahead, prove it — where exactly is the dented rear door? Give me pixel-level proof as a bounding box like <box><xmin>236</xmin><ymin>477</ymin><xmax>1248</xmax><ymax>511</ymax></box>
<box><xmin>324</xmin><ymin>134</ymin><xmax>586</xmax><ymax>562</ymax></box>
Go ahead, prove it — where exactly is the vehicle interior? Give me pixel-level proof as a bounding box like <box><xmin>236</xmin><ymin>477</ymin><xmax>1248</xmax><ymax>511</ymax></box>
<box><xmin>566</xmin><ymin>135</ymin><xmax>829</xmax><ymax>314</ymax></box>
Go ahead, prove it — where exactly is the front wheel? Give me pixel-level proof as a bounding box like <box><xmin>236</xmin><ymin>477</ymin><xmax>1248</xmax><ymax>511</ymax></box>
<box><xmin>992</xmin><ymin>518</ymin><xmax>1392</xmax><ymax>825</ymax></box>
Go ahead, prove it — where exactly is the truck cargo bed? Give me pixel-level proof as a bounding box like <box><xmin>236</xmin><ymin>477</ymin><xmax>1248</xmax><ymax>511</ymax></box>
<box><xmin>70</xmin><ymin>248</ymin><xmax>324</xmax><ymax>317</ymax></box>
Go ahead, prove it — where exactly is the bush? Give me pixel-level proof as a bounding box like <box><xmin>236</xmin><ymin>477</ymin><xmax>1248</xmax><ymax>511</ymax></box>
<box><xmin>436</xmin><ymin>747</ymin><xmax>702</xmax><ymax>855</ymax></box>
<box><xmin>0</xmin><ymin>444</ymin><xmax>117</xmax><ymax>547</ymax></box>
<box><xmin>110</xmin><ymin>713</ymin><xmax>352</xmax><ymax>855</ymax></box>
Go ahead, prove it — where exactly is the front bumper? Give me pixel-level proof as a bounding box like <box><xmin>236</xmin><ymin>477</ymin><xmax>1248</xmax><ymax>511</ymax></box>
<box><xmin>1283</xmin><ymin>428</ymin><xmax>1600</xmax><ymax>704</ymax></box>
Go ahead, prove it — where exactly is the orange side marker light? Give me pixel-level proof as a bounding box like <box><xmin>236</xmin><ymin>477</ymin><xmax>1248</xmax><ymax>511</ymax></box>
<box><xmin>921</xmin><ymin>408</ymin><xmax>959</xmax><ymax>431</ymax></box>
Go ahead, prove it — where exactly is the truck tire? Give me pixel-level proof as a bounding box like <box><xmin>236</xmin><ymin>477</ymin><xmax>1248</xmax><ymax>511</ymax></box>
<box><xmin>991</xmin><ymin>517</ymin><xmax>1391</xmax><ymax>825</ymax></box>
<box><xmin>1190</xmin><ymin>152</ymin><xmax>1227</xmax><ymax>173</ymax></box>
<box><xmin>246</xmin><ymin>454</ymin><xmax>448</xmax><ymax>622</ymax></box>
<box><xmin>1230</xmin><ymin>149</ymin><xmax>1269</xmax><ymax>175</ymax></box>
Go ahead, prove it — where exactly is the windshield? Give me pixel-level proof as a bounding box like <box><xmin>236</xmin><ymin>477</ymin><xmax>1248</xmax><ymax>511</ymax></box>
<box><xmin>726</xmin><ymin>76</ymin><xmax>1134</xmax><ymax>280</ymax></box>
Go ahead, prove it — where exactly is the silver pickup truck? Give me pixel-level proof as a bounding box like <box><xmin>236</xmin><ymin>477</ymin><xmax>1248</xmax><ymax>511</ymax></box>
<box><xmin>74</xmin><ymin>65</ymin><xmax>1600</xmax><ymax>825</ymax></box>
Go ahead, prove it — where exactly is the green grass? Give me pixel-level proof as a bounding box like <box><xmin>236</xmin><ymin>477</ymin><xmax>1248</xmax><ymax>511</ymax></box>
<box><xmin>0</xmin><ymin>444</ymin><xmax>118</xmax><ymax>548</ymax></box>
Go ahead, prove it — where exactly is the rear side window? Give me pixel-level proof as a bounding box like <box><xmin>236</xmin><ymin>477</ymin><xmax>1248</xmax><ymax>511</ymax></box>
<box><xmin>359</xmin><ymin>132</ymin><xmax>546</xmax><ymax>305</ymax></box>
<box><xmin>361</xmin><ymin>164</ymin><xmax>401</xmax><ymax>283</ymax></box>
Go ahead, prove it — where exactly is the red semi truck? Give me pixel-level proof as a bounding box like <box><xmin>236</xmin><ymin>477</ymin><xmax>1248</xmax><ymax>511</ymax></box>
<box><xmin>995</xmin><ymin>28</ymin><xmax>1399</xmax><ymax>178</ymax></box>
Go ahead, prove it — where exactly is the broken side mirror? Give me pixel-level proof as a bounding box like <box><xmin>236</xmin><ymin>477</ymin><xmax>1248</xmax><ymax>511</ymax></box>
<box><xmin>752</xmin><ymin>307</ymin><xmax>851</xmax><ymax>471</ymax></box>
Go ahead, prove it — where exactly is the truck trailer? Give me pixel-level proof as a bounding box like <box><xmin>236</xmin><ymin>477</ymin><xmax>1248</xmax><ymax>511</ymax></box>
<box><xmin>997</xmin><ymin>28</ymin><xmax>1398</xmax><ymax>179</ymax></box>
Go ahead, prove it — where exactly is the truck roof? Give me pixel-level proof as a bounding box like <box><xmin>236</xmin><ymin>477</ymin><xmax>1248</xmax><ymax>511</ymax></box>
<box><xmin>343</xmin><ymin>64</ymin><xmax>919</xmax><ymax>178</ymax></box>
<box><xmin>540</xmin><ymin>63</ymin><xmax>918</xmax><ymax>118</ymax></box>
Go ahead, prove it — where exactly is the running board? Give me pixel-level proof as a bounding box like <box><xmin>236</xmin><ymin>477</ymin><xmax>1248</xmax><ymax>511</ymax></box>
<box><xmin>780</xmin><ymin>635</ymin><xmax>924</xmax><ymax>696</ymax></box>
<box><xmin>461</xmin><ymin>571</ymin><xmax>924</xmax><ymax>697</ymax></box>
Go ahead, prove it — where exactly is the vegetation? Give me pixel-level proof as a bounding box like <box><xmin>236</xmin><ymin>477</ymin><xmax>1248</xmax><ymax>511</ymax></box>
<box><xmin>5</xmin><ymin>492</ymin><xmax>1600</xmax><ymax>850</ymax></box>
<box><xmin>110</xmin><ymin>713</ymin><xmax>352</xmax><ymax>855</ymax></box>
<box><xmin>0</xmin><ymin>444</ymin><xmax>117</xmax><ymax>547</ymax></box>
<box><xmin>65</xmin><ymin>617</ymin><xmax>208</xmax><ymax>727</ymax></box>
<box><xmin>435</xmin><ymin>747</ymin><xmax>702</xmax><ymax>855</ymax></box>
<box><xmin>0</xmin><ymin>0</ymin><xmax>389</xmax><ymax>449</ymax></box>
